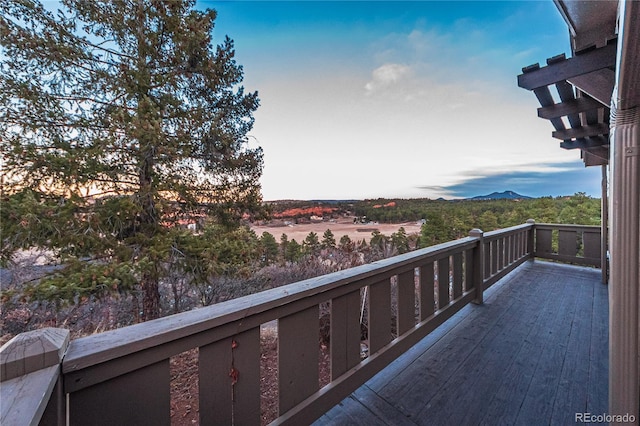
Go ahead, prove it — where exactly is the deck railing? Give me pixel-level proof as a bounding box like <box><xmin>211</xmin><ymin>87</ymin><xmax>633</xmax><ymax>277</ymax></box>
<box><xmin>0</xmin><ymin>222</ymin><xmax>602</xmax><ymax>426</ymax></box>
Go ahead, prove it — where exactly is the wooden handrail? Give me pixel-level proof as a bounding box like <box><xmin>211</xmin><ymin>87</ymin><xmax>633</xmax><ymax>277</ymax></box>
<box><xmin>0</xmin><ymin>222</ymin><xmax>602</xmax><ymax>426</ymax></box>
<box><xmin>0</xmin><ymin>328</ymin><xmax>69</xmax><ymax>426</ymax></box>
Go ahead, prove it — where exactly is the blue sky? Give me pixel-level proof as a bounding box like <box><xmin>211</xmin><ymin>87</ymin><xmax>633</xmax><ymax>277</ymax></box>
<box><xmin>197</xmin><ymin>0</ymin><xmax>604</xmax><ymax>200</ymax></box>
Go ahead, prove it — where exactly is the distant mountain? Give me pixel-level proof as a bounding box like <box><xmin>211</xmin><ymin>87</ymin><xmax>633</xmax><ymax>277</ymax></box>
<box><xmin>468</xmin><ymin>191</ymin><xmax>532</xmax><ymax>200</ymax></box>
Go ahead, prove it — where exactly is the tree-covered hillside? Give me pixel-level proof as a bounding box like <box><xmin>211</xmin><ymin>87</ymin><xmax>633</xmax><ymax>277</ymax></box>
<box><xmin>350</xmin><ymin>193</ymin><xmax>600</xmax><ymax>229</ymax></box>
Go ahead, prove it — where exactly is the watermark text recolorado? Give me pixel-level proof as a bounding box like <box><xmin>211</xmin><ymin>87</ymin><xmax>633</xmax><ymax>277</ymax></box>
<box><xmin>575</xmin><ymin>413</ymin><xmax>636</xmax><ymax>423</ymax></box>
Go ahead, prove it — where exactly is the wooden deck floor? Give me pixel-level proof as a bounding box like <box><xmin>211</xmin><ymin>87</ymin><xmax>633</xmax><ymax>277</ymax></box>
<box><xmin>314</xmin><ymin>260</ymin><xmax>608</xmax><ymax>426</ymax></box>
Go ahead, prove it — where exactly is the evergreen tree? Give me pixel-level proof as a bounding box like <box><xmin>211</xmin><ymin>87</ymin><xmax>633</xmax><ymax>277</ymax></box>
<box><xmin>259</xmin><ymin>231</ymin><xmax>279</xmax><ymax>265</ymax></box>
<box><xmin>280</xmin><ymin>233</ymin><xmax>289</xmax><ymax>259</ymax></box>
<box><xmin>0</xmin><ymin>0</ymin><xmax>263</xmax><ymax>320</ymax></box>
<box><xmin>391</xmin><ymin>227</ymin><xmax>410</xmax><ymax>254</ymax></box>
<box><xmin>302</xmin><ymin>231</ymin><xmax>320</xmax><ymax>255</ymax></box>
<box><xmin>339</xmin><ymin>234</ymin><xmax>353</xmax><ymax>251</ymax></box>
<box><xmin>285</xmin><ymin>239</ymin><xmax>302</xmax><ymax>262</ymax></box>
<box><xmin>321</xmin><ymin>229</ymin><xmax>336</xmax><ymax>249</ymax></box>
<box><xmin>369</xmin><ymin>230</ymin><xmax>388</xmax><ymax>251</ymax></box>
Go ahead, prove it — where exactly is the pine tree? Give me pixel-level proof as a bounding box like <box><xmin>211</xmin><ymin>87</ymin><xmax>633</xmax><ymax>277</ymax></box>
<box><xmin>321</xmin><ymin>229</ymin><xmax>336</xmax><ymax>249</ymax></box>
<box><xmin>259</xmin><ymin>231</ymin><xmax>279</xmax><ymax>265</ymax></box>
<box><xmin>0</xmin><ymin>0</ymin><xmax>263</xmax><ymax>320</ymax></box>
<box><xmin>302</xmin><ymin>232</ymin><xmax>320</xmax><ymax>255</ymax></box>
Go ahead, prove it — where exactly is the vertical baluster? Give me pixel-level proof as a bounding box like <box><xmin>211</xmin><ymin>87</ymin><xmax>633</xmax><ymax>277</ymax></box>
<box><xmin>69</xmin><ymin>361</ymin><xmax>171</xmax><ymax>426</ymax></box>
<box><xmin>330</xmin><ymin>291</ymin><xmax>361</xmax><ymax>380</ymax></box>
<box><xmin>536</xmin><ymin>228</ymin><xmax>552</xmax><ymax>256</ymax></box>
<box><xmin>368</xmin><ymin>279</ymin><xmax>391</xmax><ymax>354</ymax></box>
<box><xmin>419</xmin><ymin>263</ymin><xmax>435</xmax><ymax>320</ymax></box>
<box><xmin>469</xmin><ymin>229</ymin><xmax>484</xmax><ymax>304</ymax></box>
<box><xmin>452</xmin><ymin>252</ymin><xmax>463</xmax><ymax>300</ymax></box>
<box><xmin>516</xmin><ymin>231</ymin><xmax>523</xmax><ymax>259</ymax></box>
<box><xmin>583</xmin><ymin>230</ymin><xmax>602</xmax><ymax>266</ymax></box>
<box><xmin>232</xmin><ymin>329</ymin><xmax>261</xmax><ymax>425</ymax></box>
<box><xmin>484</xmin><ymin>241</ymin><xmax>491</xmax><ymax>279</ymax></box>
<box><xmin>437</xmin><ymin>257</ymin><xmax>449</xmax><ymax>309</ymax></box>
<box><xmin>199</xmin><ymin>328</ymin><xmax>261</xmax><ymax>426</ymax></box>
<box><xmin>278</xmin><ymin>306</ymin><xmax>319</xmax><ymax>415</ymax></box>
<box><xmin>559</xmin><ymin>230</ymin><xmax>578</xmax><ymax>258</ymax></box>
<box><xmin>200</xmin><ymin>339</ymin><xmax>232</xmax><ymax>425</ymax></box>
<box><xmin>397</xmin><ymin>270</ymin><xmax>416</xmax><ymax>335</ymax></box>
<box><xmin>464</xmin><ymin>248</ymin><xmax>474</xmax><ymax>293</ymax></box>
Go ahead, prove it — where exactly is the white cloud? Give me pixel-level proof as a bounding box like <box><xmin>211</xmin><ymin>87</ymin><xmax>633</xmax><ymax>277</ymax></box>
<box><xmin>365</xmin><ymin>63</ymin><xmax>412</xmax><ymax>93</ymax></box>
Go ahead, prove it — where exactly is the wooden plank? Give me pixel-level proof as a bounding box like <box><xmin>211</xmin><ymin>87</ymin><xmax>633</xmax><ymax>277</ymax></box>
<box><xmin>40</xmin><ymin>375</ymin><xmax>65</xmax><ymax>426</ymax></box>
<box><xmin>330</xmin><ymin>291</ymin><xmax>361</xmax><ymax>380</ymax></box>
<box><xmin>517</xmin><ymin>42</ymin><xmax>617</xmax><ymax>90</ymax></box>
<box><xmin>588</xmin><ymin>275</ymin><xmax>609</xmax><ymax>414</ymax></box>
<box><xmin>550</xmin><ymin>278</ymin><xmax>594</xmax><ymax>424</ymax></box>
<box><xmin>199</xmin><ymin>327</ymin><xmax>261</xmax><ymax>426</ymax></box>
<box><xmin>583</xmin><ymin>231</ymin><xmax>602</xmax><ymax>261</ymax></box>
<box><xmin>452</xmin><ymin>252</ymin><xmax>463</xmax><ymax>300</ymax></box>
<box><xmin>558</xmin><ymin>230</ymin><xmax>578</xmax><ymax>257</ymax></box>
<box><xmin>552</xmin><ymin>123</ymin><xmax>609</xmax><ymax>140</ymax></box>
<box><xmin>483</xmin><ymin>241</ymin><xmax>491</xmax><ymax>280</ymax></box>
<box><xmin>535</xmin><ymin>252</ymin><xmax>601</xmax><ymax>267</ymax></box>
<box><xmin>313</xmin><ymin>393</ymin><xmax>387</xmax><ymax>426</ymax></box>
<box><xmin>387</xmin><ymin>263</ymin><xmax>547</xmax><ymax>421</ymax></box>
<box><xmin>484</xmin><ymin>255</ymin><xmax>530</xmax><ymax>290</ymax></box>
<box><xmin>512</xmin><ymin>232</ymin><xmax>520</xmax><ymax>260</ymax></box>
<box><xmin>232</xmin><ymin>328</ymin><xmax>261</xmax><ymax>425</ymax></box>
<box><xmin>514</xmin><ymin>275</ymin><xmax>583</xmax><ymax>424</ymax></box>
<box><xmin>560</xmin><ymin>135</ymin><xmax>609</xmax><ymax>151</ymax></box>
<box><xmin>535</xmin><ymin>229</ymin><xmax>553</xmax><ymax>255</ymax></box>
<box><xmin>396</xmin><ymin>270</ymin><xmax>416</xmax><ymax>336</ymax></box>
<box><xmin>537</xmin><ymin>96</ymin><xmax>603</xmax><ymax>119</ymax></box>
<box><xmin>0</xmin><ymin>365</ymin><xmax>60</xmax><ymax>426</ymax></box>
<box><xmin>437</xmin><ymin>257</ymin><xmax>450</xmax><ymax>309</ymax></box>
<box><xmin>464</xmin><ymin>248</ymin><xmax>474</xmax><ymax>293</ymax></box>
<box><xmin>567</xmin><ymin>68</ymin><xmax>615</xmax><ymax>106</ymax></box>
<box><xmin>533</xmin><ymin>86</ymin><xmax>566</xmax><ymax>131</ymax></box>
<box><xmin>497</xmin><ymin>238</ymin><xmax>505</xmax><ymax>270</ymax></box>
<box><xmin>491</xmin><ymin>240</ymin><xmax>499</xmax><ymax>276</ymax></box>
<box><xmin>199</xmin><ymin>338</ymin><xmax>232</xmax><ymax>425</ymax></box>
<box><xmin>368</xmin><ymin>279</ymin><xmax>391</xmax><ymax>355</ymax></box>
<box><xmin>554</xmin><ymin>80</ymin><xmax>582</xmax><ymax>128</ymax></box>
<box><xmin>534</xmin><ymin>223</ymin><xmax>601</xmax><ymax>232</ymax></box>
<box><xmin>419</xmin><ymin>263</ymin><xmax>435</xmax><ymax>321</ymax></box>
<box><xmin>279</xmin><ymin>306</ymin><xmax>319</xmax><ymax>415</ymax></box>
<box><xmin>350</xmin><ymin>386</ymin><xmax>416</xmax><ymax>426</ymax></box>
<box><xmin>69</xmin><ymin>360</ymin><xmax>170</xmax><ymax>426</ymax></box>
<box><xmin>477</xmin><ymin>264</ymin><xmax>577</xmax><ymax>425</ymax></box>
<box><xmin>427</xmin><ymin>264</ymin><xmax>567</xmax><ymax>426</ymax></box>
<box><xmin>318</xmin><ymin>262</ymin><xmax>606</xmax><ymax>426</ymax></box>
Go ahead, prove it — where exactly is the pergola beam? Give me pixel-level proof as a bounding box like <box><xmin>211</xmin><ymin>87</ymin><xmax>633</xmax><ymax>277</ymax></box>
<box><xmin>560</xmin><ymin>135</ymin><xmax>608</xmax><ymax>149</ymax></box>
<box><xmin>517</xmin><ymin>41</ymin><xmax>616</xmax><ymax>91</ymax></box>
<box><xmin>552</xmin><ymin>123</ymin><xmax>609</xmax><ymax>140</ymax></box>
<box><xmin>537</xmin><ymin>96</ymin><xmax>602</xmax><ymax>119</ymax></box>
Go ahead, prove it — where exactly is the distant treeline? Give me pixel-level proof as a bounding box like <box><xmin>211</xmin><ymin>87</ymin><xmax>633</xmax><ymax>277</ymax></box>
<box><xmin>267</xmin><ymin>193</ymin><xmax>601</xmax><ymax>243</ymax></box>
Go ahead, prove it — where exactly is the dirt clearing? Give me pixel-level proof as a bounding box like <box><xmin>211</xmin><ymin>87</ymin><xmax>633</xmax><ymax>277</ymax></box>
<box><xmin>251</xmin><ymin>217</ymin><xmax>422</xmax><ymax>243</ymax></box>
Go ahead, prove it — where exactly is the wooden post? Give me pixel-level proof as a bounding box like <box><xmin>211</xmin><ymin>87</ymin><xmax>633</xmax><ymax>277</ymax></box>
<box><xmin>601</xmin><ymin>164</ymin><xmax>608</xmax><ymax>284</ymax></box>
<box><xmin>468</xmin><ymin>229</ymin><xmax>484</xmax><ymax>305</ymax></box>
<box><xmin>0</xmin><ymin>328</ymin><xmax>70</xmax><ymax>426</ymax></box>
<box><xmin>526</xmin><ymin>219</ymin><xmax>535</xmax><ymax>257</ymax></box>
